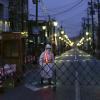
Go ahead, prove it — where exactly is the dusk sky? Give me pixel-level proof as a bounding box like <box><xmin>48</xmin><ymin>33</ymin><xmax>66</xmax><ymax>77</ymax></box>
<box><xmin>29</xmin><ymin>0</ymin><xmax>88</xmax><ymax>38</ymax></box>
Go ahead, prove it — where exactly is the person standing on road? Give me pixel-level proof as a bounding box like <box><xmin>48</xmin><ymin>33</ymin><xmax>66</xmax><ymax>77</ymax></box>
<box><xmin>39</xmin><ymin>44</ymin><xmax>55</xmax><ymax>85</ymax></box>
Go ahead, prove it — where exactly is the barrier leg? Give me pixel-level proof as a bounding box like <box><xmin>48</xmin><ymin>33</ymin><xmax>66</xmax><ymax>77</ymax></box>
<box><xmin>0</xmin><ymin>77</ymin><xmax>4</xmax><ymax>93</ymax></box>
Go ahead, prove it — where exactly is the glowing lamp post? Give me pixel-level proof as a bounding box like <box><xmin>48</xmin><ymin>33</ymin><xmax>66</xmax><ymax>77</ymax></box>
<box><xmin>42</xmin><ymin>25</ymin><xmax>48</xmax><ymax>44</ymax></box>
<box><xmin>42</xmin><ymin>26</ymin><xmax>47</xmax><ymax>37</ymax></box>
<box><xmin>52</xmin><ymin>20</ymin><xmax>58</xmax><ymax>56</ymax></box>
<box><xmin>86</xmin><ymin>31</ymin><xmax>89</xmax><ymax>51</ymax></box>
<box><xmin>53</xmin><ymin>21</ymin><xmax>58</xmax><ymax>27</ymax></box>
<box><xmin>42</xmin><ymin>26</ymin><xmax>46</xmax><ymax>30</ymax></box>
<box><xmin>61</xmin><ymin>30</ymin><xmax>64</xmax><ymax>35</ymax></box>
<box><xmin>53</xmin><ymin>20</ymin><xmax>58</xmax><ymax>43</ymax></box>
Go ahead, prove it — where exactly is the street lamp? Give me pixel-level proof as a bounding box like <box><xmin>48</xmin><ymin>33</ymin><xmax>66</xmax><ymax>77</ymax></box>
<box><xmin>52</xmin><ymin>20</ymin><xmax>58</xmax><ymax>43</ymax></box>
<box><xmin>53</xmin><ymin>21</ymin><xmax>58</xmax><ymax>27</ymax></box>
<box><xmin>86</xmin><ymin>31</ymin><xmax>90</xmax><ymax>51</ymax></box>
<box><xmin>42</xmin><ymin>25</ymin><xmax>48</xmax><ymax>44</ymax></box>
<box><xmin>61</xmin><ymin>30</ymin><xmax>64</xmax><ymax>35</ymax></box>
<box><xmin>52</xmin><ymin>20</ymin><xmax>58</xmax><ymax>56</ymax></box>
<box><xmin>42</xmin><ymin>26</ymin><xmax>46</xmax><ymax>30</ymax></box>
<box><xmin>42</xmin><ymin>25</ymin><xmax>47</xmax><ymax>37</ymax></box>
<box><xmin>86</xmin><ymin>32</ymin><xmax>89</xmax><ymax>36</ymax></box>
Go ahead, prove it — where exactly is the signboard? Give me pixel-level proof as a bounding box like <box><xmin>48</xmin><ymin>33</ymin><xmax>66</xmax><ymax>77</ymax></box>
<box><xmin>0</xmin><ymin>64</ymin><xmax>16</xmax><ymax>76</ymax></box>
<box><xmin>4</xmin><ymin>64</ymin><xmax>16</xmax><ymax>75</ymax></box>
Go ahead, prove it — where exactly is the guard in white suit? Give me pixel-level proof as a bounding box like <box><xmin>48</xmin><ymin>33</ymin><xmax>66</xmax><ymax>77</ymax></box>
<box><xmin>39</xmin><ymin>44</ymin><xmax>55</xmax><ymax>85</ymax></box>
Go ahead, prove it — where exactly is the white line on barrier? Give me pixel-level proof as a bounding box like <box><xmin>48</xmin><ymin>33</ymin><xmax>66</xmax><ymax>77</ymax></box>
<box><xmin>75</xmin><ymin>71</ymin><xmax>80</xmax><ymax>100</ymax></box>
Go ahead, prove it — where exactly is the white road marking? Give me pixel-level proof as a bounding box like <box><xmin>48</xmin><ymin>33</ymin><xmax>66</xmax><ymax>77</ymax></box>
<box><xmin>25</xmin><ymin>81</ymin><xmax>55</xmax><ymax>92</ymax></box>
<box><xmin>75</xmin><ymin>55</ymin><xmax>77</xmax><ymax>60</ymax></box>
<box><xmin>25</xmin><ymin>84</ymin><xmax>40</xmax><ymax>91</ymax></box>
<box><xmin>74</xmin><ymin>50</ymin><xmax>77</xmax><ymax>60</ymax></box>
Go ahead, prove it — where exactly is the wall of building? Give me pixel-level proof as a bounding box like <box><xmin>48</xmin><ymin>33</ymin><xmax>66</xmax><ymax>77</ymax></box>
<box><xmin>0</xmin><ymin>0</ymin><xmax>9</xmax><ymax>19</ymax></box>
<box><xmin>0</xmin><ymin>0</ymin><xmax>9</xmax><ymax>32</ymax></box>
<box><xmin>9</xmin><ymin>0</ymin><xmax>28</xmax><ymax>32</ymax></box>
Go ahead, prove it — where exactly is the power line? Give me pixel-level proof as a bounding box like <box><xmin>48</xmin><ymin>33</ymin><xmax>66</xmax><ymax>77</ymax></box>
<box><xmin>48</xmin><ymin>0</ymin><xmax>84</xmax><ymax>16</ymax></box>
<box><xmin>32</xmin><ymin>0</ymin><xmax>84</xmax><ymax>18</ymax></box>
<box><xmin>59</xmin><ymin>8</ymin><xmax>87</xmax><ymax>22</ymax></box>
<box><xmin>40</xmin><ymin>0</ymin><xmax>49</xmax><ymax>16</ymax></box>
<box><xmin>46</xmin><ymin>0</ymin><xmax>80</xmax><ymax>12</ymax></box>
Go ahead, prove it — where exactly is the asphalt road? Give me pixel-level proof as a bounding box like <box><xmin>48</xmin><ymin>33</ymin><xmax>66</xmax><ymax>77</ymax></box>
<box><xmin>55</xmin><ymin>48</ymin><xmax>100</xmax><ymax>100</ymax></box>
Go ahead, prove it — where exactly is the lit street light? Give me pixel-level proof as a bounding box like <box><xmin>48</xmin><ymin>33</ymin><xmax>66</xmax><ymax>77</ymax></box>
<box><xmin>61</xmin><ymin>30</ymin><xmax>64</xmax><ymax>35</ymax></box>
<box><xmin>86</xmin><ymin>32</ymin><xmax>89</xmax><ymax>36</ymax></box>
<box><xmin>53</xmin><ymin>21</ymin><xmax>58</xmax><ymax>27</ymax></box>
<box><xmin>52</xmin><ymin>20</ymin><xmax>58</xmax><ymax>56</ymax></box>
<box><xmin>42</xmin><ymin>25</ymin><xmax>47</xmax><ymax>37</ymax></box>
<box><xmin>42</xmin><ymin>26</ymin><xmax>46</xmax><ymax>30</ymax></box>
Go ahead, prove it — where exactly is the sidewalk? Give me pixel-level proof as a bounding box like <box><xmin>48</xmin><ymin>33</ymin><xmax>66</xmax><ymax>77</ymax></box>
<box><xmin>0</xmin><ymin>85</ymin><xmax>75</xmax><ymax>100</ymax></box>
<box><xmin>1</xmin><ymin>85</ymin><xmax>100</xmax><ymax>100</ymax></box>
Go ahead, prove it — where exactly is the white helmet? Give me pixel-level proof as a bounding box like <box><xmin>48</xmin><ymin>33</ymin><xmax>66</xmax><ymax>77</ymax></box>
<box><xmin>45</xmin><ymin>44</ymin><xmax>52</xmax><ymax>49</ymax></box>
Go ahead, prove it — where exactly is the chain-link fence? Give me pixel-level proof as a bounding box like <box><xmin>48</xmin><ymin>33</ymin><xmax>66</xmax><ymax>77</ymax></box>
<box><xmin>1</xmin><ymin>59</ymin><xmax>100</xmax><ymax>91</ymax></box>
<box><xmin>55</xmin><ymin>59</ymin><xmax>100</xmax><ymax>86</ymax></box>
<box><xmin>24</xmin><ymin>59</ymin><xmax>100</xmax><ymax>88</ymax></box>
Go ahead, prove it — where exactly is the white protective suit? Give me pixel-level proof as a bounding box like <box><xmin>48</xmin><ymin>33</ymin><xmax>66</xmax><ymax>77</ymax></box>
<box><xmin>39</xmin><ymin>48</ymin><xmax>55</xmax><ymax>79</ymax></box>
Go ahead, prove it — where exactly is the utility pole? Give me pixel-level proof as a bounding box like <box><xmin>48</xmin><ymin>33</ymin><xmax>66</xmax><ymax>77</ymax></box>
<box><xmin>32</xmin><ymin>0</ymin><xmax>39</xmax><ymax>24</ymax></box>
<box><xmin>32</xmin><ymin>0</ymin><xmax>39</xmax><ymax>48</ymax></box>
<box><xmin>87</xmin><ymin>8</ymin><xmax>90</xmax><ymax>51</ymax></box>
<box><xmin>87</xmin><ymin>8</ymin><xmax>90</xmax><ymax>33</ymax></box>
<box><xmin>48</xmin><ymin>15</ymin><xmax>51</xmax><ymax>38</ymax></box>
<box><xmin>35</xmin><ymin>0</ymin><xmax>38</xmax><ymax>49</ymax></box>
<box><xmin>97</xmin><ymin>0</ymin><xmax>100</xmax><ymax>29</ymax></box>
<box><xmin>21</xmin><ymin>0</ymin><xmax>24</xmax><ymax>31</ymax></box>
<box><xmin>82</xmin><ymin>17</ymin><xmax>86</xmax><ymax>36</ymax></box>
<box><xmin>91</xmin><ymin>0</ymin><xmax>95</xmax><ymax>54</ymax></box>
<box><xmin>36</xmin><ymin>0</ymin><xmax>38</xmax><ymax>24</ymax></box>
<box><xmin>88</xmin><ymin>0</ymin><xmax>95</xmax><ymax>54</ymax></box>
<box><xmin>96</xmin><ymin>0</ymin><xmax>100</xmax><ymax>58</ymax></box>
<box><xmin>82</xmin><ymin>17</ymin><xmax>86</xmax><ymax>50</ymax></box>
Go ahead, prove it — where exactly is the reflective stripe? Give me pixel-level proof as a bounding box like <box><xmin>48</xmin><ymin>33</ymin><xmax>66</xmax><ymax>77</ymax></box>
<box><xmin>43</xmin><ymin>51</ymin><xmax>52</xmax><ymax>64</ymax></box>
<box><xmin>43</xmin><ymin>59</ymin><xmax>52</xmax><ymax>63</ymax></box>
<box><xmin>44</xmin><ymin>51</ymin><xmax>49</xmax><ymax>64</ymax></box>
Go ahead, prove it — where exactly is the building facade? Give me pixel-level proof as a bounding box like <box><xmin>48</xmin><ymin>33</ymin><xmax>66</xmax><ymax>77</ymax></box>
<box><xmin>9</xmin><ymin>0</ymin><xmax>28</xmax><ymax>32</ymax></box>
<box><xmin>0</xmin><ymin>0</ymin><xmax>9</xmax><ymax>32</ymax></box>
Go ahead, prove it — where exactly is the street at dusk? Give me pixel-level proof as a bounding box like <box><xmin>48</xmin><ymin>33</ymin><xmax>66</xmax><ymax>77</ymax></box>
<box><xmin>0</xmin><ymin>0</ymin><xmax>100</xmax><ymax>100</ymax></box>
